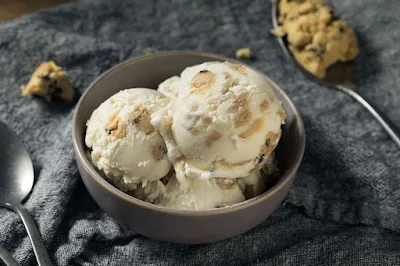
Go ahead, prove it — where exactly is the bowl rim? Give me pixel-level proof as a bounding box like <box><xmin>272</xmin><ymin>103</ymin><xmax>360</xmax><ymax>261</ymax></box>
<box><xmin>72</xmin><ymin>50</ymin><xmax>306</xmax><ymax>216</ymax></box>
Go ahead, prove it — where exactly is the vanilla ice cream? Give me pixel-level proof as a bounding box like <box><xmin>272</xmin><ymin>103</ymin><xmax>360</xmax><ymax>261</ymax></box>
<box><xmin>157</xmin><ymin>76</ymin><xmax>181</xmax><ymax>100</ymax></box>
<box><xmin>157</xmin><ymin>153</ymin><xmax>278</xmax><ymax>210</ymax></box>
<box><xmin>85</xmin><ymin>88</ymin><xmax>172</xmax><ymax>198</ymax></box>
<box><xmin>158</xmin><ymin>174</ymin><xmax>245</xmax><ymax>210</ymax></box>
<box><xmin>85</xmin><ymin>61</ymin><xmax>286</xmax><ymax>210</ymax></box>
<box><xmin>152</xmin><ymin>61</ymin><xmax>286</xmax><ymax>182</ymax></box>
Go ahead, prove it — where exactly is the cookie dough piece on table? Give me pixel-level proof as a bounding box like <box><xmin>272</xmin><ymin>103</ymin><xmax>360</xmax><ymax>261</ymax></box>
<box><xmin>236</xmin><ymin>47</ymin><xmax>251</xmax><ymax>59</ymax></box>
<box><xmin>22</xmin><ymin>61</ymin><xmax>75</xmax><ymax>102</ymax></box>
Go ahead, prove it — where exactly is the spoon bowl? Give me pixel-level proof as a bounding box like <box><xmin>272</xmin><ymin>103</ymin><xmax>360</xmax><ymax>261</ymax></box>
<box><xmin>0</xmin><ymin>123</ymin><xmax>34</xmax><ymax>204</ymax></box>
<box><xmin>271</xmin><ymin>2</ymin><xmax>354</xmax><ymax>88</ymax></box>
<box><xmin>271</xmin><ymin>0</ymin><xmax>400</xmax><ymax>148</ymax></box>
<box><xmin>0</xmin><ymin>121</ymin><xmax>53</xmax><ymax>266</ymax></box>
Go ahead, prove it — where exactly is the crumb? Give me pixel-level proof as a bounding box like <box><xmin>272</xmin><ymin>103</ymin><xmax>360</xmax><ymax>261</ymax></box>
<box><xmin>22</xmin><ymin>61</ymin><xmax>75</xmax><ymax>102</ymax></box>
<box><xmin>236</xmin><ymin>47</ymin><xmax>251</xmax><ymax>59</ymax></box>
<box><xmin>143</xmin><ymin>48</ymin><xmax>153</xmax><ymax>55</ymax></box>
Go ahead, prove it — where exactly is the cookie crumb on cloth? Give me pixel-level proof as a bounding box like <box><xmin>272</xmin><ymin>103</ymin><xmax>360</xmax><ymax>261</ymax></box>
<box><xmin>236</xmin><ymin>47</ymin><xmax>251</xmax><ymax>59</ymax></box>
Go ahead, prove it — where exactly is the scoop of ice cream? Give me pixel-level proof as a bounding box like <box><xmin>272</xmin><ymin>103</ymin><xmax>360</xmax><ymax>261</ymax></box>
<box><xmin>153</xmin><ymin>61</ymin><xmax>286</xmax><ymax>181</ymax></box>
<box><xmin>85</xmin><ymin>88</ymin><xmax>172</xmax><ymax>191</ymax></box>
<box><xmin>157</xmin><ymin>76</ymin><xmax>181</xmax><ymax>100</ymax></box>
<box><xmin>157</xmin><ymin>174</ymin><xmax>245</xmax><ymax>210</ymax></box>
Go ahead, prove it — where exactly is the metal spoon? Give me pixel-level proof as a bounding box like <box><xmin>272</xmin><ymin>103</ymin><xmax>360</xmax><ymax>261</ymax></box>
<box><xmin>0</xmin><ymin>245</ymin><xmax>21</xmax><ymax>266</ymax></box>
<box><xmin>0</xmin><ymin>121</ymin><xmax>53</xmax><ymax>266</ymax></box>
<box><xmin>271</xmin><ymin>1</ymin><xmax>400</xmax><ymax>149</ymax></box>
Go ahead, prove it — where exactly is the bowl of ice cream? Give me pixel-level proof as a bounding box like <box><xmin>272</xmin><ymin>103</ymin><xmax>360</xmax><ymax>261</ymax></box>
<box><xmin>72</xmin><ymin>51</ymin><xmax>305</xmax><ymax>244</ymax></box>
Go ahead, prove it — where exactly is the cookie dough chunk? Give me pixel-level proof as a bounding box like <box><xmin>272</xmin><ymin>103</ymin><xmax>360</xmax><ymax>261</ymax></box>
<box><xmin>22</xmin><ymin>61</ymin><xmax>75</xmax><ymax>102</ymax></box>
<box><xmin>272</xmin><ymin>0</ymin><xmax>359</xmax><ymax>79</ymax></box>
<box><xmin>236</xmin><ymin>47</ymin><xmax>251</xmax><ymax>59</ymax></box>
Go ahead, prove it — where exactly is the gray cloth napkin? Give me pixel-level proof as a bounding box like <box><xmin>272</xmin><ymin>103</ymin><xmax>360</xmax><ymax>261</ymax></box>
<box><xmin>0</xmin><ymin>0</ymin><xmax>399</xmax><ymax>265</ymax></box>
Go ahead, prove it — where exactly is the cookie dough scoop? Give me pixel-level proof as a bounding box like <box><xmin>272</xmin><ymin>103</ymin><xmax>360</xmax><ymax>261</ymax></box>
<box><xmin>272</xmin><ymin>0</ymin><xmax>400</xmax><ymax>149</ymax></box>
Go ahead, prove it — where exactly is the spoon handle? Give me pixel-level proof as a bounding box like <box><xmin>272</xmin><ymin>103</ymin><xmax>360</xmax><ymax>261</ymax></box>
<box><xmin>338</xmin><ymin>85</ymin><xmax>400</xmax><ymax>149</ymax></box>
<box><xmin>12</xmin><ymin>204</ymin><xmax>53</xmax><ymax>266</ymax></box>
<box><xmin>0</xmin><ymin>245</ymin><xmax>21</xmax><ymax>266</ymax></box>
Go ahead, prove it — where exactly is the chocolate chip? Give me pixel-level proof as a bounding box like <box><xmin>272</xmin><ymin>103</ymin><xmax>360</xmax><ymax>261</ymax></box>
<box><xmin>47</xmin><ymin>84</ymin><xmax>62</xmax><ymax>98</ymax></box>
<box><xmin>38</xmin><ymin>73</ymin><xmax>51</xmax><ymax>81</ymax></box>
<box><xmin>306</xmin><ymin>44</ymin><xmax>324</xmax><ymax>58</ymax></box>
<box><xmin>257</xmin><ymin>154</ymin><xmax>265</xmax><ymax>164</ymax></box>
<box><xmin>265</xmin><ymin>139</ymin><xmax>271</xmax><ymax>147</ymax></box>
<box><xmin>200</xmin><ymin>70</ymin><xmax>209</xmax><ymax>73</ymax></box>
<box><xmin>160</xmin><ymin>176</ymin><xmax>169</xmax><ymax>185</ymax></box>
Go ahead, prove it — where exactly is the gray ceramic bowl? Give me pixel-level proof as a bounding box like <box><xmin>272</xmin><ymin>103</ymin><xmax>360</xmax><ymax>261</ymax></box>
<box><xmin>72</xmin><ymin>51</ymin><xmax>305</xmax><ymax>244</ymax></box>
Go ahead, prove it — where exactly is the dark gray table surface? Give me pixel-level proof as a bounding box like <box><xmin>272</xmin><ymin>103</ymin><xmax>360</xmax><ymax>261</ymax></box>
<box><xmin>0</xmin><ymin>0</ymin><xmax>399</xmax><ymax>265</ymax></box>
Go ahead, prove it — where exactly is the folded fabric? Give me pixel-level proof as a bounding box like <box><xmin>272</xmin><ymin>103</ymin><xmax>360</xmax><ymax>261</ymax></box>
<box><xmin>0</xmin><ymin>0</ymin><xmax>399</xmax><ymax>265</ymax></box>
